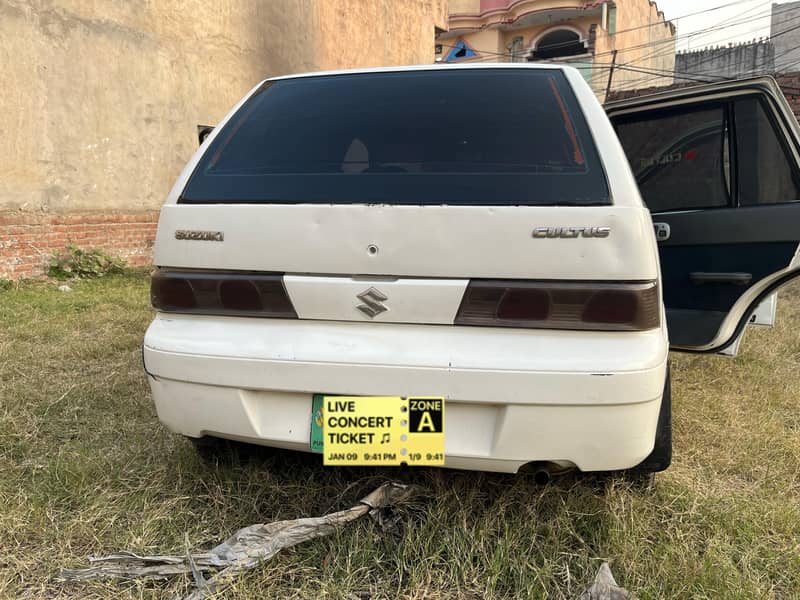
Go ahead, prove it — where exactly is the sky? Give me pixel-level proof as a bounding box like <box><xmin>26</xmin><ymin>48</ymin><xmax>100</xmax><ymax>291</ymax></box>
<box><xmin>656</xmin><ymin>0</ymin><xmax>781</xmax><ymax>51</ymax></box>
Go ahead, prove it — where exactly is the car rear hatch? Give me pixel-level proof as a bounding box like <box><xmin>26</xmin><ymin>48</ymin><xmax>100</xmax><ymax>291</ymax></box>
<box><xmin>153</xmin><ymin>66</ymin><xmax>660</xmax><ymax>330</ymax></box>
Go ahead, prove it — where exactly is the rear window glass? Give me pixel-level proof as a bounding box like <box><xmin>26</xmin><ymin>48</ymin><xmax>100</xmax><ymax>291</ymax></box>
<box><xmin>181</xmin><ymin>69</ymin><xmax>609</xmax><ymax>206</ymax></box>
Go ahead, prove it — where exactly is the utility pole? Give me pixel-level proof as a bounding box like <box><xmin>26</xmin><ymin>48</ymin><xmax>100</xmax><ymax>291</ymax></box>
<box><xmin>605</xmin><ymin>49</ymin><xmax>618</xmax><ymax>103</ymax></box>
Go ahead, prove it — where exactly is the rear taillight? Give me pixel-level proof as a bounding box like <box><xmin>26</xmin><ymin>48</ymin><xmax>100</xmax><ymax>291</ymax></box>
<box><xmin>455</xmin><ymin>281</ymin><xmax>659</xmax><ymax>331</ymax></box>
<box><xmin>151</xmin><ymin>269</ymin><xmax>297</xmax><ymax>318</ymax></box>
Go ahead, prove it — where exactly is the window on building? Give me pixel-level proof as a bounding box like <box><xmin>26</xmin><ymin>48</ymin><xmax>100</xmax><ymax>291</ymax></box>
<box><xmin>608</xmin><ymin>5</ymin><xmax>617</xmax><ymax>35</ymax></box>
<box><xmin>532</xmin><ymin>29</ymin><xmax>586</xmax><ymax>60</ymax></box>
<box><xmin>444</xmin><ymin>39</ymin><xmax>477</xmax><ymax>62</ymax></box>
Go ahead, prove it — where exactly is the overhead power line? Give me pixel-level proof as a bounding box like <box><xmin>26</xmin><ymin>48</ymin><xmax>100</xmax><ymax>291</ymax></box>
<box><xmin>595</xmin><ymin>2</ymin><xmax>798</xmax><ymax>91</ymax></box>
<box><xmin>439</xmin><ymin>2</ymin><xmax>776</xmax><ymax>69</ymax></box>
<box><xmin>597</xmin><ymin>0</ymin><xmax>772</xmax><ymax>62</ymax></box>
<box><xmin>600</xmin><ymin>0</ymin><xmax>800</xmax><ymax>90</ymax></box>
<box><xmin>437</xmin><ymin>2</ymin><xmax>800</xmax><ymax>97</ymax></box>
<box><xmin>441</xmin><ymin>0</ymin><xmax>763</xmax><ymax>57</ymax></box>
<box><xmin>592</xmin><ymin>0</ymin><xmax>775</xmax><ymax>89</ymax></box>
<box><xmin>440</xmin><ymin>0</ymin><xmax>773</xmax><ymax>64</ymax></box>
<box><xmin>609</xmin><ymin>16</ymin><xmax>800</xmax><ymax>93</ymax></box>
<box><xmin>606</xmin><ymin>1</ymin><xmax>778</xmax><ymax>90</ymax></box>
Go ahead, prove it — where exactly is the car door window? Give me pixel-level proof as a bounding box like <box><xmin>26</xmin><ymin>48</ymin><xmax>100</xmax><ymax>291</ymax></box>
<box><xmin>614</xmin><ymin>104</ymin><xmax>731</xmax><ymax>213</ymax></box>
<box><xmin>607</xmin><ymin>83</ymin><xmax>800</xmax><ymax>353</ymax></box>
<box><xmin>735</xmin><ymin>96</ymin><xmax>800</xmax><ymax>206</ymax></box>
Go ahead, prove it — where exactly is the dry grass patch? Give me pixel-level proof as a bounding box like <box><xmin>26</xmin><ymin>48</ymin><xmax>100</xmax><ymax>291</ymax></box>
<box><xmin>1</xmin><ymin>273</ymin><xmax>798</xmax><ymax>598</ymax></box>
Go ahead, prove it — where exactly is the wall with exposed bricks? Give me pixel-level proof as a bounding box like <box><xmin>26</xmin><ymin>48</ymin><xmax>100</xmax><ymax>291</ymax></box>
<box><xmin>767</xmin><ymin>73</ymin><xmax>800</xmax><ymax>120</ymax></box>
<box><xmin>0</xmin><ymin>213</ymin><xmax>158</xmax><ymax>280</ymax></box>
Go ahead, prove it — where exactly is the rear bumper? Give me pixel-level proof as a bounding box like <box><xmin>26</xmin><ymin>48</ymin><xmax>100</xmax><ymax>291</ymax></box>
<box><xmin>144</xmin><ymin>314</ymin><xmax>669</xmax><ymax>473</ymax></box>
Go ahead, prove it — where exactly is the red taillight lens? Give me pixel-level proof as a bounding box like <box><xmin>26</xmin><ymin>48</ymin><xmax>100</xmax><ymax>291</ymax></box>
<box><xmin>497</xmin><ymin>288</ymin><xmax>550</xmax><ymax>321</ymax></box>
<box><xmin>582</xmin><ymin>289</ymin><xmax>638</xmax><ymax>324</ymax></box>
<box><xmin>151</xmin><ymin>269</ymin><xmax>296</xmax><ymax>318</ymax></box>
<box><xmin>219</xmin><ymin>280</ymin><xmax>262</xmax><ymax>311</ymax></box>
<box><xmin>455</xmin><ymin>281</ymin><xmax>659</xmax><ymax>331</ymax></box>
<box><xmin>155</xmin><ymin>277</ymin><xmax>196</xmax><ymax>311</ymax></box>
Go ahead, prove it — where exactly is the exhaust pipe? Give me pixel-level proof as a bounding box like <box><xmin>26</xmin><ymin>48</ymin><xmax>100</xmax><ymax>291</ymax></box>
<box><xmin>521</xmin><ymin>460</ymin><xmax>575</xmax><ymax>484</ymax></box>
<box><xmin>532</xmin><ymin>466</ymin><xmax>551</xmax><ymax>485</ymax></box>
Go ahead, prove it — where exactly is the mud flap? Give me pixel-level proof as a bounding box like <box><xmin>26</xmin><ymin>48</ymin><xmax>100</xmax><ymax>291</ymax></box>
<box><xmin>632</xmin><ymin>364</ymin><xmax>672</xmax><ymax>473</ymax></box>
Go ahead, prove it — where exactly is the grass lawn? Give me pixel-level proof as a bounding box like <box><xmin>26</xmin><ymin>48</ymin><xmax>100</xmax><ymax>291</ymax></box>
<box><xmin>1</xmin><ymin>271</ymin><xmax>799</xmax><ymax>599</ymax></box>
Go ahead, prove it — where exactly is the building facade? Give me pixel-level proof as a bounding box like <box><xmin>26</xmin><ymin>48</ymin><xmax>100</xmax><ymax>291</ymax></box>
<box><xmin>772</xmin><ymin>1</ymin><xmax>800</xmax><ymax>74</ymax></box>
<box><xmin>676</xmin><ymin>2</ymin><xmax>800</xmax><ymax>81</ymax></box>
<box><xmin>0</xmin><ymin>0</ymin><xmax>447</xmax><ymax>280</ymax></box>
<box><xmin>676</xmin><ymin>40</ymin><xmax>774</xmax><ymax>81</ymax></box>
<box><xmin>437</xmin><ymin>0</ymin><xmax>676</xmax><ymax>96</ymax></box>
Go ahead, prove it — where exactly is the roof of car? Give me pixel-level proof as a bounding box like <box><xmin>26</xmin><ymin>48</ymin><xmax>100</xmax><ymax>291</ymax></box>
<box><xmin>266</xmin><ymin>62</ymin><xmax>569</xmax><ymax>83</ymax></box>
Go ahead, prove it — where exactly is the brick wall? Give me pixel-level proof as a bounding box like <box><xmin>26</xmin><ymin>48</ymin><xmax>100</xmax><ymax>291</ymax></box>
<box><xmin>607</xmin><ymin>71</ymin><xmax>800</xmax><ymax>121</ymax></box>
<box><xmin>0</xmin><ymin>213</ymin><xmax>158</xmax><ymax>280</ymax></box>
<box><xmin>776</xmin><ymin>73</ymin><xmax>800</xmax><ymax>119</ymax></box>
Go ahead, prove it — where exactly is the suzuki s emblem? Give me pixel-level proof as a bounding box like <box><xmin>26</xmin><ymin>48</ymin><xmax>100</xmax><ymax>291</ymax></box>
<box><xmin>356</xmin><ymin>287</ymin><xmax>388</xmax><ymax>318</ymax></box>
<box><xmin>532</xmin><ymin>226</ymin><xmax>611</xmax><ymax>239</ymax></box>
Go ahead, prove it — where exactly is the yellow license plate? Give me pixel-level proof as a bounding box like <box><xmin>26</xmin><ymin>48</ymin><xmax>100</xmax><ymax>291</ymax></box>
<box><xmin>311</xmin><ymin>396</ymin><xmax>445</xmax><ymax>466</ymax></box>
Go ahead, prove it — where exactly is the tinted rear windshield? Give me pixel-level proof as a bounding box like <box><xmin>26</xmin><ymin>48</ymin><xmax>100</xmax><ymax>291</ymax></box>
<box><xmin>181</xmin><ymin>69</ymin><xmax>610</xmax><ymax>206</ymax></box>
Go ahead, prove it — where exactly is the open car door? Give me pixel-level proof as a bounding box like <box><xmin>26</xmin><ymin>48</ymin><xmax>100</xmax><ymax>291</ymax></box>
<box><xmin>606</xmin><ymin>77</ymin><xmax>800</xmax><ymax>353</ymax></box>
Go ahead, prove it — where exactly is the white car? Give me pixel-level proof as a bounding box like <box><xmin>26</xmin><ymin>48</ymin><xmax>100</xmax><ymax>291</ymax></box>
<box><xmin>143</xmin><ymin>65</ymin><xmax>800</xmax><ymax>479</ymax></box>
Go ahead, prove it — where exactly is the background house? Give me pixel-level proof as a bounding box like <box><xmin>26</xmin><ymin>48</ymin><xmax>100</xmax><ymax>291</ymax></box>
<box><xmin>0</xmin><ymin>0</ymin><xmax>447</xmax><ymax>280</ymax></box>
<box><xmin>436</xmin><ymin>0</ymin><xmax>676</xmax><ymax>96</ymax></box>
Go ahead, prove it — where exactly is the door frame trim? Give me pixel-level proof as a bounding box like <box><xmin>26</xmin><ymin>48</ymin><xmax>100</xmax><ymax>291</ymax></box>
<box><xmin>672</xmin><ymin>254</ymin><xmax>800</xmax><ymax>353</ymax></box>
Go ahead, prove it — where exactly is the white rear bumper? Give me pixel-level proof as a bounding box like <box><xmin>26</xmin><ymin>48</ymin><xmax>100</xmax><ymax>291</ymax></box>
<box><xmin>143</xmin><ymin>314</ymin><xmax>669</xmax><ymax>473</ymax></box>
